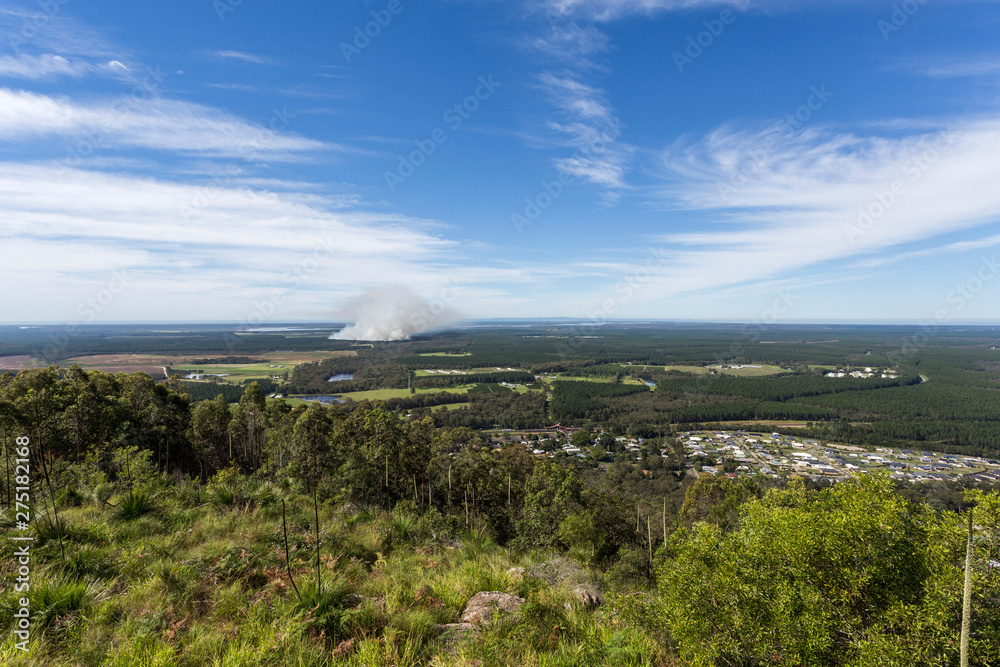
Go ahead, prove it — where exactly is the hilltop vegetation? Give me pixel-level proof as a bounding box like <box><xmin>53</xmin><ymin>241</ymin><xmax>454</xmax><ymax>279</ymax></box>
<box><xmin>0</xmin><ymin>365</ymin><xmax>999</xmax><ymax>665</ymax></box>
<box><xmin>2</xmin><ymin>323</ymin><xmax>1000</xmax><ymax>664</ymax></box>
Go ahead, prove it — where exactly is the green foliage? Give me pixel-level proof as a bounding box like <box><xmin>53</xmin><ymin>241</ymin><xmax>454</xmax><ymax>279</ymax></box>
<box><xmin>558</xmin><ymin>510</ymin><xmax>603</xmax><ymax>560</ymax></box>
<box><xmin>112</xmin><ymin>488</ymin><xmax>160</xmax><ymax>521</ymax></box>
<box><xmin>516</xmin><ymin>461</ymin><xmax>583</xmax><ymax>549</ymax></box>
<box><xmin>109</xmin><ymin>445</ymin><xmax>160</xmax><ymax>488</ymax></box>
<box><xmin>551</xmin><ymin>380</ymin><xmax>650</xmax><ymax>421</ymax></box>
<box><xmin>656</xmin><ymin>476</ymin><xmax>1000</xmax><ymax>666</ymax></box>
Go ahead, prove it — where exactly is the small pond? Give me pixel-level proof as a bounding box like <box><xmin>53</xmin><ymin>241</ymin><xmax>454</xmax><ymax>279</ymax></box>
<box><xmin>299</xmin><ymin>395</ymin><xmax>346</xmax><ymax>405</ymax></box>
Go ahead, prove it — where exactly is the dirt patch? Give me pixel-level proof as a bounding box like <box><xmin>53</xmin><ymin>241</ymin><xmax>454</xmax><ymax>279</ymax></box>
<box><xmin>0</xmin><ymin>355</ymin><xmax>39</xmax><ymax>370</ymax></box>
<box><xmin>64</xmin><ymin>354</ymin><xmax>187</xmax><ymax>367</ymax></box>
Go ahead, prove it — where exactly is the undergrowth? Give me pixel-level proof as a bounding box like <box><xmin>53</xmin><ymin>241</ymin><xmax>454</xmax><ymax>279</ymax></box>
<box><xmin>0</xmin><ymin>476</ymin><xmax>667</xmax><ymax>666</ymax></box>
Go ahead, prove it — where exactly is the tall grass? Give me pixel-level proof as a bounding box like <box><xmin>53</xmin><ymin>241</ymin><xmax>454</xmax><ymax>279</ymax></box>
<box><xmin>0</xmin><ymin>477</ymin><xmax>661</xmax><ymax>667</ymax></box>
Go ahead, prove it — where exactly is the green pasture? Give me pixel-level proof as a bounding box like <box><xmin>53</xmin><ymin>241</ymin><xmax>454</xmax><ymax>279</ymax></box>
<box><xmin>417</xmin><ymin>351</ymin><xmax>472</xmax><ymax>357</ymax></box>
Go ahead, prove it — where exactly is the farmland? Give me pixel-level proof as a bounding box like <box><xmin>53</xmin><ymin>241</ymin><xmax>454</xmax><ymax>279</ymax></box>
<box><xmin>2</xmin><ymin>321</ymin><xmax>999</xmax><ymax>666</ymax></box>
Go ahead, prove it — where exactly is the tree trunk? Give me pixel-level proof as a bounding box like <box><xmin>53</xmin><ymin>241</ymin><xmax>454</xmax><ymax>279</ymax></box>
<box><xmin>961</xmin><ymin>508</ymin><xmax>974</xmax><ymax>667</ymax></box>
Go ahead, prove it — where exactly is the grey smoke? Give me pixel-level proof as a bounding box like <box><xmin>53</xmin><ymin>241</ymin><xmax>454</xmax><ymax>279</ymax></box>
<box><xmin>330</xmin><ymin>285</ymin><xmax>461</xmax><ymax>341</ymax></box>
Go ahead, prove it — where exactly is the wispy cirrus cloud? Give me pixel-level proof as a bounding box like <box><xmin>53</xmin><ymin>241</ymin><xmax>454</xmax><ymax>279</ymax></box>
<box><xmin>623</xmin><ymin>116</ymin><xmax>1000</xmax><ymax>303</ymax></box>
<box><xmin>0</xmin><ymin>163</ymin><xmax>465</xmax><ymax>320</ymax></box>
<box><xmin>522</xmin><ymin>22</ymin><xmax>610</xmax><ymax>62</ymax></box>
<box><xmin>543</xmin><ymin>0</ymin><xmax>743</xmax><ymax>21</ymax></box>
<box><xmin>526</xmin><ymin>21</ymin><xmax>632</xmax><ymax>196</ymax></box>
<box><xmin>922</xmin><ymin>58</ymin><xmax>1000</xmax><ymax>79</ymax></box>
<box><xmin>0</xmin><ymin>163</ymin><xmax>592</xmax><ymax>321</ymax></box>
<box><xmin>204</xmin><ymin>49</ymin><xmax>276</xmax><ymax>65</ymax></box>
<box><xmin>852</xmin><ymin>232</ymin><xmax>1000</xmax><ymax>269</ymax></box>
<box><xmin>0</xmin><ymin>53</ymin><xmax>93</xmax><ymax>79</ymax></box>
<box><xmin>0</xmin><ymin>53</ymin><xmax>140</xmax><ymax>80</ymax></box>
<box><xmin>0</xmin><ymin>88</ymin><xmax>338</xmax><ymax>161</ymax></box>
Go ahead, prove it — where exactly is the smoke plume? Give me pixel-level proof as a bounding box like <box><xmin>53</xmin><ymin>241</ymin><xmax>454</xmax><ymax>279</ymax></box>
<box><xmin>330</xmin><ymin>285</ymin><xmax>461</xmax><ymax>341</ymax></box>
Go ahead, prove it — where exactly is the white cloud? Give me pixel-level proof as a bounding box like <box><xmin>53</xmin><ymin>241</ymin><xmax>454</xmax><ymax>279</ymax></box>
<box><xmin>0</xmin><ymin>164</ymin><xmax>471</xmax><ymax>321</ymax></box>
<box><xmin>852</xmin><ymin>232</ymin><xmax>1000</xmax><ymax>269</ymax></box>
<box><xmin>626</xmin><ymin>117</ymin><xmax>1000</xmax><ymax>303</ymax></box>
<box><xmin>923</xmin><ymin>59</ymin><xmax>1000</xmax><ymax>79</ymax></box>
<box><xmin>0</xmin><ymin>88</ymin><xmax>337</xmax><ymax>161</ymax></box>
<box><xmin>536</xmin><ymin>73</ymin><xmax>632</xmax><ymax>188</ymax></box>
<box><xmin>0</xmin><ymin>164</ymin><xmax>446</xmax><ymax>253</ymax></box>
<box><xmin>0</xmin><ymin>53</ymin><xmax>95</xmax><ymax>79</ymax></box>
<box><xmin>522</xmin><ymin>23</ymin><xmax>610</xmax><ymax>62</ymax></box>
<box><xmin>205</xmin><ymin>50</ymin><xmax>275</xmax><ymax>65</ymax></box>
<box><xmin>544</xmin><ymin>0</ymin><xmax>746</xmax><ymax>21</ymax></box>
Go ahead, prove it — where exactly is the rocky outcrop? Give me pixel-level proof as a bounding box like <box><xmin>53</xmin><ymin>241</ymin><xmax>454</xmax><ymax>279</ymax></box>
<box><xmin>569</xmin><ymin>586</ymin><xmax>604</xmax><ymax>609</ymax></box>
<box><xmin>435</xmin><ymin>591</ymin><xmax>526</xmax><ymax>644</ymax></box>
<box><xmin>460</xmin><ymin>591</ymin><xmax>526</xmax><ymax>625</ymax></box>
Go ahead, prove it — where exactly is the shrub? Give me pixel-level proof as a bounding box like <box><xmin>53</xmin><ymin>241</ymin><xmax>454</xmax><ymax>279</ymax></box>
<box><xmin>113</xmin><ymin>489</ymin><xmax>159</xmax><ymax>522</ymax></box>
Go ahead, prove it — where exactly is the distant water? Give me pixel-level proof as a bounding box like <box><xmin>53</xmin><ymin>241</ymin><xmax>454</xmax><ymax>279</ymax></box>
<box><xmin>243</xmin><ymin>327</ymin><xmax>325</xmax><ymax>332</ymax></box>
<box><xmin>644</xmin><ymin>380</ymin><xmax>657</xmax><ymax>387</ymax></box>
<box><xmin>300</xmin><ymin>395</ymin><xmax>346</xmax><ymax>404</ymax></box>
<box><xmin>328</xmin><ymin>373</ymin><xmax>354</xmax><ymax>382</ymax></box>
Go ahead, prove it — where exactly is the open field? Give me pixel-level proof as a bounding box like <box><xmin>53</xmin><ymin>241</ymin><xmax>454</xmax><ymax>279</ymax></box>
<box><xmin>545</xmin><ymin>376</ymin><xmax>645</xmax><ymax>385</ymax></box>
<box><xmin>0</xmin><ymin>354</ymin><xmax>38</xmax><ymax>370</ymax></box>
<box><xmin>42</xmin><ymin>354</ymin><xmax>173</xmax><ymax>379</ymax></box>
<box><xmin>261</xmin><ymin>350</ymin><xmax>357</xmax><ymax>362</ymax></box>
<box><xmin>172</xmin><ymin>363</ymin><xmax>289</xmax><ymax>380</ymax></box>
<box><xmin>55</xmin><ymin>350</ymin><xmax>354</xmax><ymax>371</ymax></box>
<box><xmin>290</xmin><ymin>385</ymin><xmax>475</xmax><ymax>404</ymax></box>
<box><xmin>707</xmin><ymin>364</ymin><xmax>791</xmax><ymax>376</ymax></box>
<box><xmin>417</xmin><ymin>351</ymin><xmax>472</xmax><ymax>357</ymax></box>
<box><xmin>431</xmin><ymin>401</ymin><xmax>471</xmax><ymax>411</ymax></box>
<box><xmin>639</xmin><ymin>364</ymin><xmax>711</xmax><ymax>374</ymax></box>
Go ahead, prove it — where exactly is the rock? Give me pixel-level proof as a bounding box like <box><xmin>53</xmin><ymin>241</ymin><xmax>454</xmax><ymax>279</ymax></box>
<box><xmin>506</xmin><ymin>566</ymin><xmax>525</xmax><ymax>579</ymax></box>
<box><xmin>460</xmin><ymin>591</ymin><xmax>526</xmax><ymax>625</ymax></box>
<box><xmin>570</xmin><ymin>587</ymin><xmax>604</xmax><ymax>609</ymax></box>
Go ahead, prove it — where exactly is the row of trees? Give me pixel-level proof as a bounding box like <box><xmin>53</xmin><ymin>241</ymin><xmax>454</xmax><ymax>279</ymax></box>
<box><xmin>0</xmin><ymin>367</ymin><xmax>641</xmax><ymax>555</ymax></box>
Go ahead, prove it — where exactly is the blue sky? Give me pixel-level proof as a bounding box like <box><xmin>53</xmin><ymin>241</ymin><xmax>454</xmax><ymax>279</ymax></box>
<box><xmin>2</xmin><ymin>0</ymin><xmax>1000</xmax><ymax>326</ymax></box>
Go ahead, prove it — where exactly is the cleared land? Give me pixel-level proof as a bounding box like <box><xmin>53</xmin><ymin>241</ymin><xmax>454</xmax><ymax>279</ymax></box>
<box><xmin>289</xmin><ymin>385</ymin><xmax>475</xmax><ymax>404</ymax></box>
<box><xmin>546</xmin><ymin>376</ymin><xmax>646</xmax><ymax>385</ymax></box>
<box><xmin>707</xmin><ymin>364</ymin><xmax>791</xmax><ymax>376</ymax></box>
<box><xmin>171</xmin><ymin>363</ymin><xmax>289</xmax><ymax>380</ymax></box>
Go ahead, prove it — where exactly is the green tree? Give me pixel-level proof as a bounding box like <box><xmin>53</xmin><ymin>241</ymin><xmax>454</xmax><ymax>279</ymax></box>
<box><xmin>188</xmin><ymin>394</ymin><xmax>232</xmax><ymax>478</ymax></box>
<box><xmin>516</xmin><ymin>460</ymin><xmax>582</xmax><ymax>549</ymax></box>
<box><xmin>656</xmin><ymin>475</ymin><xmax>1000</xmax><ymax>666</ymax></box>
<box><xmin>228</xmin><ymin>382</ymin><xmax>267</xmax><ymax>472</ymax></box>
<box><xmin>290</xmin><ymin>402</ymin><xmax>338</xmax><ymax>494</ymax></box>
